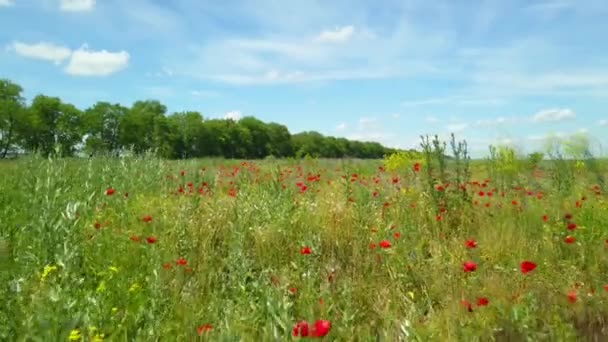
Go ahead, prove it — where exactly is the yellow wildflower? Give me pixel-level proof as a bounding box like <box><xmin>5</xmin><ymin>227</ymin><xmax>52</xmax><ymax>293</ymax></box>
<box><xmin>93</xmin><ymin>333</ymin><xmax>105</xmax><ymax>342</ymax></box>
<box><xmin>68</xmin><ymin>329</ymin><xmax>81</xmax><ymax>341</ymax></box>
<box><xmin>41</xmin><ymin>265</ymin><xmax>58</xmax><ymax>282</ymax></box>
<box><xmin>108</xmin><ymin>266</ymin><xmax>119</xmax><ymax>273</ymax></box>
<box><xmin>111</xmin><ymin>307</ymin><xmax>118</xmax><ymax>314</ymax></box>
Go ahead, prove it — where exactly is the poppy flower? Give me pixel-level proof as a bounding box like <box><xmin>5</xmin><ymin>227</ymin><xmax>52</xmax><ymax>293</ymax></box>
<box><xmin>369</xmin><ymin>242</ymin><xmax>377</xmax><ymax>250</ymax></box>
<box><xmin>477</xmin><ymin>297</ymin><xmax>489</xmax><ymax>306</ymax></box>
<box><xmin>461</xmin><ymin>300</ymin><xmax>474</xmax><ymax>312</ymax></box>
<box><xmin>465</xmin><ymin>239</ymin><xmax>477</xmax><ymax>249</ymax></box>
<box><xmin>292</xmin><ymin>321</ymin><xmax>310</xmax><ymax>337</ymax></box>
<box><xmin>463</xmin><ymin>261</ymin><xmax>477</xmax><ymax>272</ymax></box>
<box><xmin>106</xmin><ymin>188</ymin><xmax>115</xmax><ymax>196</ymax></box>
<box><xmin>142</xmin><ymin>215</ymin><xmax>153</xmax><ymax>223</ymax></box>
<box><xmin>567</xmin><ymin>222</ymin><xmax>577</xmax><ymax>230</ymax></box>
<box><xmin>567</xmin><ymin>291</ymin><xmax>577</xmax><ymax>303</ymax></box>
<box><xmin>176</xmin><ymin>258</ymin><xmax>187</xmax><ymax>266</ymax></box>
<box><xmin>312</xmin><ymin>320</ymin><xmax>331</xmax><ymax>338</ymax></box>
<box><xmin>394</xmin><ymin>232</ymin><xmax>402</xmax><ymax>239</ymax></box>
<box><xmin>520</xmin><ymin>261</ymin><xmax>537</xmax><ymax>274</ymax></box>
<box><xmin>542</xmin><ymin>215</ymin><xmax>549</xmax><ymax>222</ymax></box>
<box><xmin>413</xmin><ymin>162</ymin><xmax>421</xmax><ymax>172</ymax></box>
<box><xmin>130</xmin><ymin>235</ymin><xmax>140</xmax><ymax>242</ymax></box>
<box><xmin>564</xmin><ymin>236</ymin><xmax>576</xmax><ymax>244</ymax></box>
<box><xmin>300</xmin><ymin>246</ymin><xmax>312</xmax><ymax>255</ymax></box>
<box><xmin>564</xmin><ymin>213</ymin><xmax>573</xmax><ymax>220</ymax></box>
<box><xmin>197</xmin><ymin>324</ymin><xmax>212</xmax><ymax>335</ymax></box>
<box><xmin>289</xmin><ymin>287</ymin><xmax>297</xmax><ymax>295</ymax></box>
<box><xmin>146</xmin><ymin>236</ymin><xmax>157</xmax><ymax>244</ymax></box>
<box><xmin>379</xmin><ymin>240</ymin><xmax>392</xmax><ymax>249</ymax></box>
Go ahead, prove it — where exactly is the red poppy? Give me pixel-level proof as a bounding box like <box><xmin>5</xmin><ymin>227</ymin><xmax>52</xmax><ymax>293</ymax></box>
<box><xmin>520</xmin><ymin>261</ymin><xmax>537</xmax><ymax>274</ymax></box>
<box><xmin>229</xmin><ymin>188</ymin><xmax>237</xmax><ymax>197</ymax></box>
<box><xmin>106</xmin><ymin>188</ymin><xmax>115</xmax><ymax>196</ymax></box>
<box><xmin>463</xmin><ymin>261</ymin><xmax>477</xmax><ymax>272</ymax></box>
<box><xmin>197</xmin><ymin>324</ymin><xmax>212</xmax><ymax>335</ymax></box>
<box><xmin>394</xmin><ymin>232</ymin><xmax>402</xmax><ymax>239</ymax></box>
<box><xmin>413</xmin><ymin>162</ymin><xmax>421</xmax><ymax>172</ymax></box>
<box><xmin>130</xmin><ymin>235</ymin><xmax>140</xmax><ymax>242</ymax></box>
<box><xmin>461</xmin><ymin>300</ymin><xmax>474</xmax><ymax>312</ymax></box>
<box><xmin>477</xmin><ymin>297</ymin><xmax>489</xmax><ymax>306</ymax></box>
<box><xmin>312</xmin><ymin>320</ymin><xmax>331</xmax><ymax>338</ymax></box>
<box><xmin>300</xmin><ymin>246</ymin><xmax>312</xmax><ymax>255</ymax></box>
<box><xmin>567</xmin><ymin>291</ymin><xmax>577</xmax><ymax>303</ymax></box>
<box><xmin>292</xmin><ymin>321</ymin><xmax>310</xmax><ymax>337</ymax></box>
<box><xmin>146</xmin><ymin>236</ymin><xmax>157</xmax><ymax>244</ymax></box>
<box><xmin>289</xmin><ymin>287</ymin><xmax>297</xmax><ymax>295</ymax></box>
<box><xmin>379</xmin><ymin>240</ymin><xmax>392</xmax><ymax>249</ymax></box>
<box><xmin>142</xmin><ymin>215</ymin><xmax>153</xmax><ymax>223</ymax></box>
<box><xmin>542</xmin><ymin>215</ymin><xmax>549</xmax><ymax>222</ymax></box>
<box><xmin>564</xmin><ymin>213</ymin><xmax>573</xmax><ymax>220</ymax></box>
<box><xmin>478</xmin><ymin>191</ymin><xmax>485</xmax><ymax>197</ymax></box>
<box><xmin>162</xmin><ymin>262</ymin><xmax>172</xmax><ymax>270</ymax></box>
<box><xmin>564</xmin><ymin>236</ymin><xmax>576</xmax><ymax>244</ymax></box>
<box><xmin>465</xmin><ymin>239</ymin><xmax>477</xmax><ymax>249</ymax></box>
<box><xmin>176</xmin><ymin>258</ymin><xmax>187</xmax><ymax>266</ymax></box>
<box><xmin>567</xmin><ymin>222</ymin><xmax>577</xmax><ymax>230</ymax></box>
<box><xmin>369</xmin><ymin>242</ymin><xmax>377</xmax><ymax>250</ymax></box>
<box><xmin>94</xmin><ymin>221</ymin><xmax>102</xmax><ymax>229</ymax></box>
<box><xmin>511</xmin><ymin>200</ymin><xmax>518</xmax><ymax>206</ymax></box>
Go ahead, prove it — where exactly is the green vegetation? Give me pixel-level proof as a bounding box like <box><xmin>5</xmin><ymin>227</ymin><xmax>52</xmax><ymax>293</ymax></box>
<box><xmin>0</xmin><ymin>78</ymin><xmax>399</xmax><ymax>160</ymax></box>
<box><xmin>1</xmin><ymin>133</ymin><xmax>607</xmax><ymax>340</ymax></box>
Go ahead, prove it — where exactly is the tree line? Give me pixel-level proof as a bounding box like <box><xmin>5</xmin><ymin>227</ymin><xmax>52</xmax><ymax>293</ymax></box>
<box><xmin>0</xmin><ymin>79</ymin><xmax>398</xmax><ymax>159</ymax></box>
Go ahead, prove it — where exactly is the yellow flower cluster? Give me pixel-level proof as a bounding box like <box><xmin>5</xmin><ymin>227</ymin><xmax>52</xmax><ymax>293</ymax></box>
<box><xmin>41</xmin><ymin>265</ymin><xmax>58</xmax><ymax>282</ymax></box>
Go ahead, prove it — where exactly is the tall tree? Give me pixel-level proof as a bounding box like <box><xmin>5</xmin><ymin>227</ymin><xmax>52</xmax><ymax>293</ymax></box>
<box><xmin>0</xmin><ymin>79</ymin><xmax>25</xmax><ymax>158</ymax></box>
<box><xmin>83</xmin><ymin>102</ymin><xmax>128</xmax><ymax>156</ymax></box>
<box><xmin>120</xmin><ymin>100</ymin><xmax>167</xmax><ymax>155</ymax></box>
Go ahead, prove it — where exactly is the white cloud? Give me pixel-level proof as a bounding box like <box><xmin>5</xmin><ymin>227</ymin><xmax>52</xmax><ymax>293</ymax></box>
<box><xmin>60</xmin><ymin>0</ymin><xmax>96</xmax><ymax>12</ymax></box>
<box><xmin>313</xmin><ymin>25</ymin><xmax>355</xmax><ymax>43</ymax></box>
<box><xmin>475</xmin><ymin>116</ymin><xmax>520</xmax><ymax>127</ymax></box>
<box><xmin>599</xmin><ymin>119</ymin><xmax>608</xmax><ymax>126</ymax></box>
<box><xmin>532</xmin><ymin>108</ymin><xmax>576</xmax><ymax>122</ymax></box>
<box><xmin>224</xmin><ymin>110</ymin><xmax>242</xmax><ymax>121</ymax></box>
<box><xmin>425</xmin><ymin>116</ymin><xmax>440</xmax><ymax>124</ymax></box>
<box><xmin>401</xmin><ymin>95</ymin><xmax>503</xmax><ymax>107</ymax></box>
<box><xmin>446</xmin><ymin>123</ymin><xmax>469</xmax><ymax>133</ymax></box>
<box><xmin>190</xmin><ymin>90</ymin><xmax>221</xmax><ymax>98</ymax></box>
<box><xmin>9</xmin><ymin>41</ymin><xmax>72</xmax><ymax>64</ymax></box>
<box><xmin>336</xmin><ymin>122</ymin><xmax>347</xmax><ymax>131</ymax></box>
<box><xmin>65</xmin><ymin>46</ymin><xmax>129</xmax><ymax>76</ymax></box>
<box><xmin>0</xmin><ymin>0</ymin><xmax>14</xmax><ymax>7</ymax></box>
<box><xmin>358</xmin><ymin>117</ymin><xmax>378</xmax><ymax>130</ymax></box>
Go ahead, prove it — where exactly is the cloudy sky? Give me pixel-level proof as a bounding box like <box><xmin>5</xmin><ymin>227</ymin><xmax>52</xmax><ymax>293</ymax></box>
<box><xmin>1</xmin><ymin>0</ymin><xmax>608</xmax><ymax>156</ymax></box>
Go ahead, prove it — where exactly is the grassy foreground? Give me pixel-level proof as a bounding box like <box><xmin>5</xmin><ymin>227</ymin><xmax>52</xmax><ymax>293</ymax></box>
<box><xmin>1</xmin><ymin>154</ymin><xmax>608</xmax><ymax>341</ymax></box>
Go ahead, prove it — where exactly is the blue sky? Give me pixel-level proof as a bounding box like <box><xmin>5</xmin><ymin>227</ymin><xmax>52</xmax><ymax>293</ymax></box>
<box><xmin>1</xmin><ymin>0</ymin><xmax>608</xmax><ymax>156</ymax></box>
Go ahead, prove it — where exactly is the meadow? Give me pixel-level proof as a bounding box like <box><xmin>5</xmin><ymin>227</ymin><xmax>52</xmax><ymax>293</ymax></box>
<box><xmin>1</xmin><ymin>142</ymin><xmax>608</xmax><ymax>341</ymax></box>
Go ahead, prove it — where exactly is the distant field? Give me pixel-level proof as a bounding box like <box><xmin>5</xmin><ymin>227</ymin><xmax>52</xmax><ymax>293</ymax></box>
<box><xmin>1</xmin><ymin>155</ymin><xmax>608</xmax><ymax>341</ymax></box>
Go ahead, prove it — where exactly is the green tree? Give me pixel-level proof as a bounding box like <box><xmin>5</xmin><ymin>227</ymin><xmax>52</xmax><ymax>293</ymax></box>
<box><xmin>0</xmin><ymin>79</ymin><xmax>26</xmax><ymax>158</ymax></box>
<box><xmin>83</xmin><ymin>102</ymin><xmax>128</xmax><ymax>156</ymax></box>
<box><xmin>120</xmin><ymin>100</ymin><xmax>167</xmax><ymax>155</ymax></box>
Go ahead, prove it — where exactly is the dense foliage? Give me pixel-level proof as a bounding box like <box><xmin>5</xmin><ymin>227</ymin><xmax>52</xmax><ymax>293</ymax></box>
<box><xmin>0</xmin><ymin>79</ymin><xmax>398</xmax><ymax>159</ymax></box>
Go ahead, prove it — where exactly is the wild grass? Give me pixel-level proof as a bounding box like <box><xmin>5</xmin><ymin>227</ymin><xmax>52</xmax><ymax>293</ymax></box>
<box><xmin>1</xmin><ymin>143</ymin><xmax>607</xmax><ymax>341</ymax></box>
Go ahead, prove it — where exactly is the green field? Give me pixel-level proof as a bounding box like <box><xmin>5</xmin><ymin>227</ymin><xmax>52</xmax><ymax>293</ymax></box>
<box><xmin>1</xmin><ymin>152</ymin><xmax>608</xmax><ymax>341</ymax></box>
